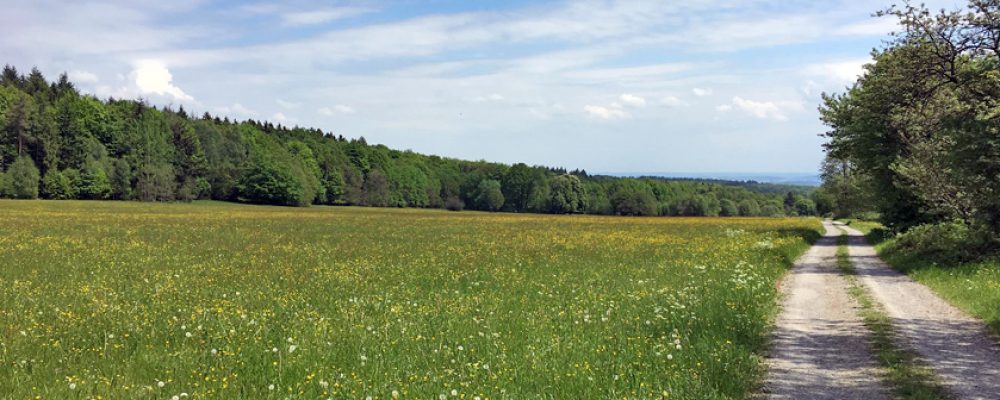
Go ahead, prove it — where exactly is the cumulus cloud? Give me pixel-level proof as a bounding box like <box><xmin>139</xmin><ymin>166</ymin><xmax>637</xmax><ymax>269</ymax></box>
<box><xmin>692</xmin><ymin>88</ymin><xmax>712</xmax><ymax>97</ymax></box>
<box><xmin>68</xmin><ymin>70</ymin><xmax>99</xmax><ymax>83</ymax></box>
<box><xmin>273</xmin><ymin>112</ymin><xmax>288</xmax><ymax>122</ymax></box>
<box><xmin>719</xmin><ymin>96</ymin><xmax>799</xmax><ymax>121</ymax></box>
<box><xmin>318</xmin><ymin>105</ymin><xmax>356</xmax><ymax>115</ymax></box>
<box><xmin>215</xmin><ymin>103</ymin><xmax>255</xmax><ymax>116</ymax></box>
<box><xmin>131</xmin><ymin>60</ymin><xmax>193</xmax><ymax>102</ymax></box>
<box><xmin>474</xmin><ymin>93</ymin><xmax>505</xmax><ymax>102</ymax></box>
<box><xmin>660</xmin><ymin>96</ymin><xmax>686</xmax><ymax>107</ymax></box>
<box><xmin>618</xmin><ymin>93</ymin><xmax>646</xmax><ymax>107</ymax></box>
<box><xmin>584</xmin><ymin>104</ymin><xmax>629</xmax><ymax>120</ymax></box>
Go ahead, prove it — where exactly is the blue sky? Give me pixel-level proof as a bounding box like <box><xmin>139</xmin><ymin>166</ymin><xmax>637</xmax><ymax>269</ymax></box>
<box><xmin>0</xmin><ymin>0</ymin><xmax>962</xmax><ymax>173</ymax></box>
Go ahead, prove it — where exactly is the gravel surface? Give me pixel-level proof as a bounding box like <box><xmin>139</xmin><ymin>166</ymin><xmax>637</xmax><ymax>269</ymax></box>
<box><xmin>760</xmin><ymin>221</ymin><xmax>889</xmax><ymax>400</ymax></box>
<box><xmin>841</xmin><ymin>224</ymin><xmax>1000</xmax><ymax>400</ymax></box>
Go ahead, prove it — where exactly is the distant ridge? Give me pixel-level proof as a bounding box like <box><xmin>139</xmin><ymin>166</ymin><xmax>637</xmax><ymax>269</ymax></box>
<box><xmin>602</xmin><ymin>172</ymin><xmax>821</xmax><ymax>187</ymax></box>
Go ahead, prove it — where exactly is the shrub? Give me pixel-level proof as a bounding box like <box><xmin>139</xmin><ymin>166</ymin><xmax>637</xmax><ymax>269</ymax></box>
<box><xmin>887</xmin><ymin>221</ymin><xmax>990</xmax><ymax>263</ymax></box>
<box><xmin>7</xmin><ymin>156</ymin><xmax>40</xmax><ymax>199</ymax></box>
<box><xmin>445</xmin><ymin>196</ymin><xmax>464</xmax><ymax>211</ymax></box>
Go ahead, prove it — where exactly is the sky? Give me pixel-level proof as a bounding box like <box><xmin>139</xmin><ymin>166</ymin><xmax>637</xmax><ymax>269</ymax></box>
<box><xmin>0</xmin><ymin>0</ymin><xmax>964</xmax><ymax>174</ymax></box>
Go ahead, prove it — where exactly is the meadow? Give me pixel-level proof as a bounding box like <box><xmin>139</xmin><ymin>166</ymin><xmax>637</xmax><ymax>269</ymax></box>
<box><xmin>0</xmin><ymin>201</ymin><xmax>819</xmax><ymax>399</ymax></box>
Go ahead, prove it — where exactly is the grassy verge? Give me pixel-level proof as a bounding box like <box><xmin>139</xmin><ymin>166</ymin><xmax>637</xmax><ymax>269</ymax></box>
<box><xmin>835</xmin><ymin>233</ymin><xmax>952</xmax><ymax>400</ymax></box>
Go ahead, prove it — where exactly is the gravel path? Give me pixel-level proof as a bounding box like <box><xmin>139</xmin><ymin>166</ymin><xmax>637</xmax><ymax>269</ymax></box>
<box><xmin>760</xmin><ymin>221</ymin><xmax>889</xmax><ymax>400</ymax></box>
<box><xmin>840</xmin><ymin>224</ymin><xmax>1000</xmax><ymax>400</ymax></box>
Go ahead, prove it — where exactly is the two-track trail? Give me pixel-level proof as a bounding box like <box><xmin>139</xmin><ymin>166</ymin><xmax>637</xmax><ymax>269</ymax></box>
<box><xmin>761</xmin><ymin>221</ymin><xmax>889</xmax><ymax>400</ymax></box>
<box><xmin>840</xmin><ymin>224</ymin><xmax>1000</xmax><ymax>400</ymax></box>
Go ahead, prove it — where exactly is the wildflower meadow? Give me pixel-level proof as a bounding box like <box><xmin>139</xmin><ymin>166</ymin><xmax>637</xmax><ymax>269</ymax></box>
<box><xmin>0</xmin><ymin>200</ymin><xmax>819</xmax><ymax>399</ymax></box>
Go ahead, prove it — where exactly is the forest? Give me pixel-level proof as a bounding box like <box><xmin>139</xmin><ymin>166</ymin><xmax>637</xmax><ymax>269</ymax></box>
<box><xmin>815</xmin><ymin>1</ymin><xmax>999</xmax><ymax>257</ymax></box>
<box><xmin>0</xmin><ymin>67</ymin><xmax>814</xmax><ymax>217</ymax></box>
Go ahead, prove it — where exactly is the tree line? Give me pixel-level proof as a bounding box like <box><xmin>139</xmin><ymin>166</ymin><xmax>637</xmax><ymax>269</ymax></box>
<box><xmin>0</xmin><ymin>66</ymin><xmax>814</xmax><ymax>217</ymax></box>
<box><xmin>817</xmin><ymin>0</ymin><xmax>999</xmax><ymax>256</ymax></box>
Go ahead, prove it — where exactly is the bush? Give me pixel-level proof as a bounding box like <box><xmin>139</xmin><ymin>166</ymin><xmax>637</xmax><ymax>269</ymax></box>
<box><xmin>42</xmin><ymin>169</ymin><xmax>74</xmax><ymax>199</ymax></box>
<box><xmin>445</xmin><ymin>196</ymin><xmax>464</xmax><ymax>211</ymax></box>
<box><xmin>7</xmin><ymin>156</ymin><xmax>40</xmax><ymax>199</ymax></box>
<box><xmin>887</xmin><ymin>222</ymin><xmax>991</xmax><ymax>263</ymax></box>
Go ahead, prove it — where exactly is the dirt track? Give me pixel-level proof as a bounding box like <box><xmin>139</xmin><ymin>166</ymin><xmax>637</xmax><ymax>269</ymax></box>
<box><xmin>840</xmin><ymin>224</ymin><xmax>1000</xmax><ymax>400</ymax></box>
<box><xmin>761</xmin><ymin>221</ymin><xmax>889</xmax><ymax>400</ymax></box>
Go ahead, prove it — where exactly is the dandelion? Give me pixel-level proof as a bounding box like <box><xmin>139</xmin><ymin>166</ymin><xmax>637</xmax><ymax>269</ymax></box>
<box><xmin>288</xmin><ymin>344</ymin><xmax>297</xmax><ymax>353</ymax></box>
<box><xmin>451</xmin><ymin>389</ymin><xmax>458</xmax><ymax>396</ymax></box>
<box><xmin>439</xmin><ymin>395</ymin><xmax>447</xmax><ymax>400</ymax></box>
<box><xmin>172</xmin><ymin>396</ymin><xmax>179</xmax><ymax>400</ymax></box>
<box><xmin>268</xmin><ymin>384</ymin><xmax>275</xmax><ymax>390</ymax></box>
<box><xmin>157</xmin><ymin>381</ymin><xmax>165</xmax><ymax>388</ymax></box>
<box><xmin>667</xmin><ymin>354</ymin><xmax>673</xmax><ymax>360</ymax></box>
<box><xmin>69</xmin><ymin>383</ymin><xmax>76</xmax><ymax>390</ymax></box>
<box><xmin>211</xmin><ymin>348</ymin><xmax>218</xmax><ymax>355</ymax></box>
<box><xmin>185</xmin><ymin>332</ymin><xmax>192</xmax><ymax>338</ymax></box>
<box><xmin>392</xmin><ymin>390</ymin><xmax>400</xmax><ymax>398</ymax></box>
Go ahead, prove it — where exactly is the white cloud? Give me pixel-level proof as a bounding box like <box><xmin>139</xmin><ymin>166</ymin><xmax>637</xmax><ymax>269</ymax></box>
<box><xmin>660</xmin><ymin>96</ymin><xmax>686</xmax><ymax>107</ymax></box>
<box><xmin>318</xmin><ymin>105</ymin><xmax>357</xmax><ymax>115</ymax></box>
<box><xmin>805</xmin><ymin>59</ymin><xmax>868</xmax><ymax>83</ymax></box>
<box><xmin>273</xmin><ymin>112</ymin><xmax>288</xmax><ymax>122</ymax></box>
<box><xmin>215</xmin><ymin>103</ymin><xmax>255</xmax><ymax>116</ymax></box>
<box><xmin>715</xmin><ymin>104</ymin><xmax>733</xmax><ymax>112</ymax></box>
<box><xmin>276</xmin><ymin>99</ymin><xmax>299</xmax><ymax>109</ymax></box>
<box><xmin>618</xmin><ymin>93</ymin><xmax>646</xmax><ymax>107</ymax></box>
<box><xmin>728</xmin><ymin>96</ymin><xmax>787</xmax><ymax>121</ymax></box>
<box><xmin>474</xmin><ymin>93</ymin><xmax>505</xmax><ymax>102</ymax></box>
<box><xmin>68</xmin><ymin>70</ymin><xmax>99</xmax><ymax>83</ymax></box>
<box><xmin>692</xmin><ymin>87</ymin><xmax>712</xmax><ymax>97</ymax></box>
<box><xmin>282</xmin><ymin>7</ymin><xmax>372</xmax><ymax>26</ymax></box>
<box><xmin>131</xmin><ymin>60</ymin><xmax>193</xmax><ymax>102</ymax></box>
<box><xmin>584</xmin><ymin>104</ymin><xmax>629</xmax><ymax>120</ymax></box>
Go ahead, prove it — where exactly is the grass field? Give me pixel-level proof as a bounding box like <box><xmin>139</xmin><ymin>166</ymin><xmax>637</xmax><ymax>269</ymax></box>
<box><xmin>0</xmin><ymin>200</ymin><xmax>819</xmax><ymax>399</ymax></box>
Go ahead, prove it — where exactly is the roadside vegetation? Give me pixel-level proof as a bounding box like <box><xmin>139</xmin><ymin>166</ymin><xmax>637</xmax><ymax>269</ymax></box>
<box><xmin>0</xmin><ymin>200</ymin><xmax>820</xmax><ymax>399</ymax></box>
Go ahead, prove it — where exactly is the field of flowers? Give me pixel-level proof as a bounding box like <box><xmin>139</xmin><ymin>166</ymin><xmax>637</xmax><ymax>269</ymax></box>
<box><xmin>0</xmin><ymin>200</ymin><xmax>819</xmax><ymax>399</ymax></box>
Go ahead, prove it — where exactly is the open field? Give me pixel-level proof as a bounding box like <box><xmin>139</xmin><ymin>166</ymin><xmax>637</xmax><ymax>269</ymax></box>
<box><xmin>0</xmin><ymin>201</ymin><xmax>819</xmax><ymax>399</ymax></box>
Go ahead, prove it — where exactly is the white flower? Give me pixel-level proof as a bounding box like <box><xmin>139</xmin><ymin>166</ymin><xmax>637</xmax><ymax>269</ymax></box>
<box><xmin>360</xmin><ymin>355</ymin><xmax>368</xmax><ymax>361</ymax></box>
<box><xmin>457</xmin><ymin>346</ymin><xmax>464</xmax><ymax>351</ymax></box>
<box><xmin>268</xmin><ymin>384</ymin><xmax>275</xmax><ymax>390</ymax></box>
<box><xmin>439</xmin><ymin>395</ymin><xmax>447</xmax><ymax>400</ymax></box>
<box><xmin>211</xmin><ymin>348</ymin><xmax>218</xmax><ymax>355</ymax></box>
<box><xmin>69</xmin><ymin>383</ymin><xmax>76</xmax><ymax>390</ymax></box>
<box><xmin>391</xmin><ymin>390</ymin><xmax>400</xmax><ymax>398</ymax></box>
<box><xmin>287</xmin><ymin>337</ymin><xmax>294</xmax><ymax>343</ymax></box>
<box><xmin>185</xmin><ymin>332</ymin><xmax>192</xmax><ymax>338</ymax></box>
<box><xmin>172</xmin><ymin>396</ymin><xmax>179</xmax><ymax>400</ymax></box>
<box><xmin>667</xmin><ymin>354</ymin><xmax>673</xmax><ymax>360</ymax></box>
<box><xmin>272</xmin><ymin>347</ymin><xmax>278</xmax><ymax>353</ymax></box>
<box><xmin>288</xmin><ymin>345</ymin><xmax>297</xmax><ymax>353</ymax></box>
<box><xmin>157</xmin><ymin>381</ymin><xmax>165</xmax><ymax>388</ymax></box>
<box><xmin>451</xmin><ymin>389</ymin><xmax>458</xmax><ymax>396</ymax></box>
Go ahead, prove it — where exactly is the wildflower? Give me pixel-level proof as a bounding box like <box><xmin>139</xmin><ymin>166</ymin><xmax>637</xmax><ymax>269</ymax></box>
<box><xmin>211</xmin><ymin>348</ymin><xmax>218</xmax><ymax>355</ymax></box>
<box><xmin>268</xmin><ymin>384</ymin><xmax>275</xmax><ymax>390</ymax></box>
<box><xmin>451</xmin><ymin>389</ymin><xmax>458</xmax><ymax>396</ymax></box>
<box><xmin>185</xmin><ymin>332</ymin><xmax>192</xmax><ymax>338</ymax></box>
<box><xmin>392</xmin><ymin>390</ymin><xmax>400</xmax><ymax>398</ymax></box>
<box><xmin>288</xmin><ymin>345</ymin><xmax>297</xmax><ymax>353</ymax></box>
<box><xmin>172</xmin><ymin>396</ymin><xmax>179</xmax><ymax>400</ymax></box>
<box><xmin>69</xmin><ymin>383</ymin><xmax>76</xmax><ymax>390</ymax></box>
<box><xmin>667</xmin><ymin>354</ymin><xmax>673</xmax><ymax>360</ymax></box>
<box><xmin>157</xmin><ymin>381</ymin><xmax>165</xmax><ymax>388</ymax></box>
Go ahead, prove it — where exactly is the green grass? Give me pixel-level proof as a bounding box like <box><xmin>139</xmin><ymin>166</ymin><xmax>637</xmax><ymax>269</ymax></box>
<box><xmin>0</xmin><ymin>200</ymin><xmax>821</xmax><ymax>399</ymax></box>
<box><xmin>834</xmin><ymin>233</ymin><xmax>952</xmax><ymax>400</ymax></box>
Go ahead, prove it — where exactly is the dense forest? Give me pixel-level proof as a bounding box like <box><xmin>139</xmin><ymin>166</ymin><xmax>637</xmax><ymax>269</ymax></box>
<box><xmin>816</xmin><ymin>1</ymin><xmax>999</xmax><ymax>256</ymax></box>
<box><xmin>0</xmin><ymin>66</ymin><xmax>816</xmax><ymax>217</ymax></box>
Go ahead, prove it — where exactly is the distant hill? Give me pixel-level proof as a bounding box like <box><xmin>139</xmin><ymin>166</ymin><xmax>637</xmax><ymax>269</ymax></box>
<box><xmin>603</xmin><ymin>172</ymin><xmax>821</xmax><ymax>187</ymax></box>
